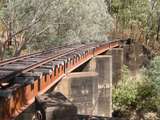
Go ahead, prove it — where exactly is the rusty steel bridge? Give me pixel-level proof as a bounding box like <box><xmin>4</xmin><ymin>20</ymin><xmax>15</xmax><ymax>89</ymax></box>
<box><xmin>0</xmin><ymin>38</ymin><xmax>130</xmax><ymax>120</ymax></box>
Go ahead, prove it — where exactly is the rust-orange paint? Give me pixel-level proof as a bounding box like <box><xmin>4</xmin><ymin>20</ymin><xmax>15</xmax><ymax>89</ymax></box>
<box><xmin>0</xmin><ymin>41</ymin><xmax>122</xmax><ymax>120</ymax></box>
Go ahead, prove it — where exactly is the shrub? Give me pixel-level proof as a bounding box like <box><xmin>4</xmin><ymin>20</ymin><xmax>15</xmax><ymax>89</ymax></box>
<box><xmin>113</xmin><ymin>57</ymin><xmax>160</xmax><ymax>118</ymax></box>
<box><xmin>113</xmin><ymin>66</ymin><xmax>139</xmax><ymax>112</ymax></box>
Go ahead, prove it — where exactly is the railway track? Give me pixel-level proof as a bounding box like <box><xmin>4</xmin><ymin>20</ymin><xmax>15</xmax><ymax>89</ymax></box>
<box><xmin>0</xmin><ymin>40</ymin><xmax>122</xmax><ymax>120</ymax></box>
<box><xmin>0</xmin><ymin>46</ymin><xmax>64</xmax><ymax>65</ymax></box>
<box><xmin>0</xmin><ymin>44</ymin><xmax>91</xmax><ymax>86</ymax></box>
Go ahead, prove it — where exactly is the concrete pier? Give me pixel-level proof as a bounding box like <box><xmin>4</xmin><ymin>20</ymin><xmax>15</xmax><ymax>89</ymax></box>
<box><xmin>17</xmin><ymin>54</ymin><xmax>114</xmax><ymax>119</ymax></box>
<box><xmin>55</xmin><ymin>72</ymin><xmax>98</xmax><ymax>115</ymax></box>
<box><xmin>95</xmin><ymin>55</ymin><xmax>112</xmax><ymax>117</ymax></box>
<box><xmin>105</xmin><ymin>48</ymin><xmax>123</xmax><ymax>85</ymax></box>
<box><xmin>55</xmin><ymin>55</ymin><xmax>113</xmax><ymax>117</ymax></box>
<box><xmin>111</xmin><ymin>48</ymin><xmax>123</xmax><ymax>85</ymax></box>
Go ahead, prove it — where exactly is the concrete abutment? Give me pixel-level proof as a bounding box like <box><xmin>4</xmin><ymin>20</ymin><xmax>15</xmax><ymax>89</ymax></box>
<box><xmin>56</xmin><ymin>55</ymin><xmax>113</xmax><ymax>117</ymax></box>
<box><xmin>105</xmin><ymin>48</ymin><xmax>124</xmax><ymax>85</ymax></box>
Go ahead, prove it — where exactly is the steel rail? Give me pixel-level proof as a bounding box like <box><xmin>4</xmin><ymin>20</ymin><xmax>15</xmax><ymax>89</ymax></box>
<box><xmin>0</xmin><ymin>41</ymin><xmax>106</xmax><ymax>66</ymax></box>
<box><xmin>0</xmin><ymin>46</ymin><xmax>66</xmax><ymax>66</ymax></box>
<box><xmin>0</xmin><ymin>44</ymin><xmax>91</xmax><ymax>84</ymax></box>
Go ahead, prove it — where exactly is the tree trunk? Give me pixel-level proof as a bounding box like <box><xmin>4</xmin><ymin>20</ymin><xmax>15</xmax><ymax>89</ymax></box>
<box><xmin>136</xmin><ymin>109</ymin><xmax>145</xmax><ymax>120</ymax></box>
<box><xmin>105</xmin><ymin>0</ymin><xmax>112</xmax><ymax>14</ymax></box>
<box><xmin>0</xmin><ymin>42</ymin><xmax>4</xmax><ymax>60</ymax></box>
<box><xmin>156</xmin><ymin>15</ymin><xmax>160</xmax><ymax>42</ymax></box>
<box><xmin>14</xmin><ymin>39</ymin><xmax>27</xmax><ymax>57</ymax></box>
<box><xmin>14</xmin><ymin>43</ymin><xmax>26</xmax><ymax>57</ymax></box>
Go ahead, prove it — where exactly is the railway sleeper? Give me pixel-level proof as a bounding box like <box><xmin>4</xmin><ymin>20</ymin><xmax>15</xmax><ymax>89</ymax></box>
<box><xmin>0</xmin><ymin>64</ymin><xmax>29</xmax><ymax>71</ymax></box>
<box><xmin>16</xmin><ymin>61</ymin><xmax>36</xmax><ymax>65</ymax></box>
<box><xmin>52</xmin><ymin>60</ymin><xmax>65</xmax><ymax>67</ymax></box>
<box><xmin>32</xmin><ymin>68</ymin><xmax>53</xmax><ymax>76</ymax></box>
<box><xmin>0</xmin><ymin>84</ymin><xmax>20</xmax><ymax>98</ymax></box>
<box><xmin>14</xmin><ymin>77</ymin><xmax>35</xmax><ymax>86</ymax></box>
<box><xmin>21</xmin><ymin>72</ymin><xmax>43</xmax><ymax>80</ymax></box>
<box><xmin>0</xmin><ymin>88</ymin><xmax>13</xmax><ymax>98</ymax></box>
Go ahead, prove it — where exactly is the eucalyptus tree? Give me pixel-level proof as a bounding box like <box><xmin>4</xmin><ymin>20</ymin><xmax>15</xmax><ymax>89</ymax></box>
<box><xmin>50</xmin><ymin>0</ymin><xmax>113</xmax><ymax>44</ymax></box>
<box><xmin>19</xmin><ymin>0</ymin><xmax>113</xmax><ymax>50</ymax></box>
<box><xmin>0</xmin><ymin>0</ymin><xmax>113</xmax><ymax>59</ymax></box>
<box><xmin>109</xmin><ymin>0</ymin><xmax>160</xmax><ymax>52</ymax></box>
<box><xmin>0</xmin><ymin>0</ymin><xmax>55</xmax><ymax>58</ymax></box>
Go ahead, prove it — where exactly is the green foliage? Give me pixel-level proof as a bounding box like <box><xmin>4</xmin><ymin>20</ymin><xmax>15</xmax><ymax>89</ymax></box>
<box><xmin>113</xmin><ymin>57</ymin><xmax>160</xmax><ymax>115</ymax></box>
<box><xmin>136</xmin><ymin>69</ymin><xmax>159</xmax><ymax>112</ymax></box>
<box><xmin>0</xmin><ymin>9</ymin><xmax>4</xmax><ymax>17</ymax></box>
<box><xmin>110</xmin><ymin>0</ymin><xmax>160</xmax><ymax>49</ymax></box>
<box><xmin>0</xmin><ymin>0</ymin><xmax>113</xmax><ymax>59</ymax></box>
<box><xmin>111</xmin><ymin>0</ymin><xmax>149</xmax><ymax>29</ymax></box>
<box><xmin>113</xmin><ymin>66</ymin><xmax>139</xmax><ymax>111</ymax></box>
<box><xmin>144</xmin><ymin>56</ymin><xmax>160</xmax><ymax>110</ymax></box>
<box><xmin>4</xmin><ymin>47</ymin><xmax>14</xmax><ymax>59</ymax></box>
<box><xmin>136</xmin><ymin>80</ymin><xmax>158</xmax><ymax>111</ymax></box>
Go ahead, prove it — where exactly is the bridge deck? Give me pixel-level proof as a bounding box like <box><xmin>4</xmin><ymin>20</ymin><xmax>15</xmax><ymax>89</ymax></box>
<box><xmin>0</xmin><ymin>40</ymin><xmax>121</xmax><ymax>120</ymax></box>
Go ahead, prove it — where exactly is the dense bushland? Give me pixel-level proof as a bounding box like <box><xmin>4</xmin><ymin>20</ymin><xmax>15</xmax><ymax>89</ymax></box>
<box><xmin>108</xmin><ymin>0</ymin><xmax>160</xmax><ymax>54</ymax></box>
<box><xmin>0</xmin><ymin>0</ymin><xmax>113</xmax><ymax>59</ymax></box>
<box><xmin>113</xmin><ymin>57</ymin><xmax>160</xmax><ymax>119</ymax></box>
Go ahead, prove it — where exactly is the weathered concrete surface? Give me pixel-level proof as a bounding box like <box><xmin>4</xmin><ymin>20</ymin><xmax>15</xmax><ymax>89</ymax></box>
<box><xmin>66</xmin><ymin>72</ymin><xmax>98</xmax><ymax>78</ymax></box>
<box><xmin>95</xmin><ymin>55</ymin><xmax>112</xmax><ymax>117</ymax></box>
<box><xmin>105</xmin><ymin>48</ymin><xmax>123</xmax><ymax>85</ymax></box>
<box><xmin>112</xmin><ymin>48</ymin><xmax>123</xmax><ymax>85</ymax></box>
<box><xmin>54</xmin><ymin>76</ymin><xmax>71</xmax><ymax>97</ymax></box>
<box><xmin>15</xmin><ymin>104</ymin><xmax>35</xmax><ymax>120</ymax></box>
<box><xmin>103</xmin><ymin>48</ymin><xmax>124</xmax><ymax>86</ymax></box>
<box><xmin>56</xmin><ymin>55</ymin><xmax>112</xmax><ymax>117</ymax></box>
<box><xmin>55</xmin><ymin>72</ymin><xmax>98</xmax><ymax>115</ymax></box>
<box><xmin>16</xmin><ymin>92</ymin><xmax>77</xmax><ymax>120</ymax></box>
<box><xmin>55</xmin><ymin>55</ymin><xmax>113</xmax><ymax>117</ymax></box>
<box><xmin>123</xmin><ymin>42</ymin><xmax>153</xmax><ymax>73</ymax></box>
<box><xmin>35</xmin><ymin>92</ymin><xmax>77</xmax><ymax>120</ymax></box>
<box><xmin>70</xmin><ymin>75</ymin><xmax>98</xmax><ymax>115</ymax></box>
<box><xmin>55</xmin><ymin>58</ymin><xmax>97</xmax><ymax>116</ymax></box>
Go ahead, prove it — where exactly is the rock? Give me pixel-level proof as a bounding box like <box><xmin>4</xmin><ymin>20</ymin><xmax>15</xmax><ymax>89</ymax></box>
<box><xmin>35</xmin><ymin>92</ymin><xmax>77</xmax><ymax>120</ymax></box>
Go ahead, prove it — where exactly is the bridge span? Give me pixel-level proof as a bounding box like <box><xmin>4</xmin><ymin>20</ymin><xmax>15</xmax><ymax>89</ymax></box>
<box><xmin>0</xmin><ymin>39</ymin><xmax>130</xmax><ymax>120</ymax></box>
